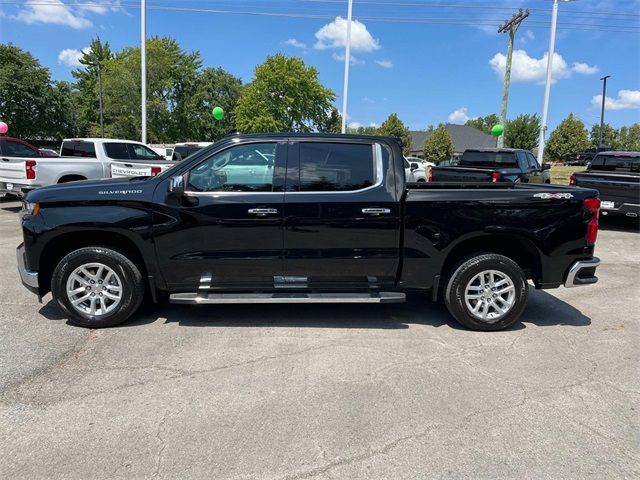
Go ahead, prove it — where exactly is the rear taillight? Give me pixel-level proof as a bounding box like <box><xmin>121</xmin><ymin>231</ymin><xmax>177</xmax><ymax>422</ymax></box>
<box><xmin>25</xmin><ymin>160</ymin><xmax>36</xmax><ymax>180</ymax></box>
<box><xmin>427</xmin><ymin>168</ymin><xmax>433</xmax><ymax>182</ymax></box>
<box><xmin>151</xmin><ymin>166</ymin><xmax>161</xmax><ymax>176</ymax></box>
<box><xmin>576</xmin><ymin>154</ymin><xmax>581</xmax><ymax>160</ymax></box>
<box><xmin>569</xmin><ymin>174</ymin><xmax>577</xmax><ymax>186</ymax></box>
<box><xmin>584</xmin><ymin>197</ymin><xmax>601</xmax><ymax>245</ymax></box>
<box><xmin>491</xmin><ymin>172</ymin><xmax>501</xmax><ymax>183</ymax></box>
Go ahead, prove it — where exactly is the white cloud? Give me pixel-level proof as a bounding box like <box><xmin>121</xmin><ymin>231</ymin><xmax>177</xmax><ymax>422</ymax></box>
<box><xmin>76</xmin><ymin>1</ymin><xmax>122</xmax><ymax>15</ymax></box>
<box><xmin>375</xmin><ymin>59</ymin><xmax>393</xmax><ymax>69</ymax></box>
<box><xmin>332</xmin><ymin>52</ymin><xmax>364</xmax><ymax>65</ymax></box>
<box><xmin>58</xmin><ymin>47</ymin><xmax>89</xmax><ymax>67</ymax></box>
<box><xmin>284</xmin><ymin>38</ymin><xmax>306</xmax><ymax>49</ymax></box>
<box><xmin>591</xmin><ymin>89</ymin><xmax>640</xmax><ymax>111</ymax></box>
<box><xmin>348</xmin><ymin>121</ymin><xmax>363</xmax><ymax>129</ymax></box>
<box><xmin>16</xmin><ymin>0</ymin><xmax>92</xmax><ymax>29</ymax></box>
<box><xmin>519</xmin><ymin>30</ymin><xmax>535</xmax><ymax>45</ymax></box>
<box><xmin>448</xmin><ymin>107</ymin><xmax>471</xmax><ymax>124</ymax></box>
<box><xmin>314</xmin><ymin>16</ymin><xmax>381</xmax><ymax>52</ymax></box>
<box><xmin>571</xmin><ymin>62</ymin><xmax>599</xmax><ymax>75</ymax></box>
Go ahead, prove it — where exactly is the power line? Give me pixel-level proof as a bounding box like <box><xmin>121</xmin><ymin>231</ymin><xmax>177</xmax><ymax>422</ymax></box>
<box><xmin>1</xmin><ymin>1</ymin><xmax>638</xmax><ymax>33</ymax></box>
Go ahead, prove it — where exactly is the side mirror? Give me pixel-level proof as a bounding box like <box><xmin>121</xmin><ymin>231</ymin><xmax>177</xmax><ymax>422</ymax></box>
<box><xmin>541</xmin><ymin>163</ymin><xmax>551</xmax><ymax>170</ymax></box>
<box><xmin>410</xmin><ymin>162</ymin><xmax>419</xmax><ymax>171</ymax></box>
<box><xmin>168</xmin><ymin>175</ymin><xmax>185</xmax><ymax>197</ymax></box>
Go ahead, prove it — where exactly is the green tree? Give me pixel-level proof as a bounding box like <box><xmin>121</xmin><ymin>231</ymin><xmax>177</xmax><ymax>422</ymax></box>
<box><xmin>0</xmin><ymin>44</ymin><xmax>53</xmax><ymax>138</ymax></box>
<box><xmin>616</xmin><ymin>124</ymin><xmax>640</xmax><ymax>151</ymax></box>
<box><xmin>235</xmin><ymin>54</ymin><xmax>336</xmax><ymax>133</ymax></box>
<box><xmin>423</xmin><ymin>124</ymin><xmax>454</xmax><ymax>163</ymax></box>
<box><xmin>505</xmin><ymin>114</ymin><xmax>540</xmax><ymax>150</ymax></box>
<box><xmin>318</xmin><ymin>107</ymin><xmax>342</xmax><ymax>133</ymax></box>
<box><xmin>545</xmin><ymin>114</ymin><xmax>590</xmax><ymax>162</ymax></box>
<box><xmin>72</xmin><ymin>37</ymin><xmax>113</xmax><ymax>136</ymax></box>
<box><xmin>346</xmin><ymin>125</ymin><xmax>379</xmax><ymax>135</ymax></box>
<box><xmin>177</xmin><ymin>67</ymin><xmax>243</xmax><ymax>142</ymax></box>
<box><xmin>377</xmin><ymin>113</ymin><xmax>412</xmax><ymax>155</ymax></box>
<box><xmin>465</xmin><ymin>114</ymin><xmax>500</xmax><ymax>134</ymax></box>
<box><xmin>589</xmin><ymin>123</ymin><xmax>617</xmax><ymax>149</ymax></box>
<box><xmin>47</xmin><ymin>81</ymin><xmax>80</xmax><ymax>139</ymax></box>
<box><xmin>99</xmin><ymin>37</ymin><xmax>202</xmax><ymax>142</ymax></box>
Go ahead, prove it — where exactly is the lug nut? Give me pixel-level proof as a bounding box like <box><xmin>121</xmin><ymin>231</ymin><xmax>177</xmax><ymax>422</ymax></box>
<box><xmin>91</xmin><ymin>293</ymin><xmax>95</xmax><ymax>297</ymax></box>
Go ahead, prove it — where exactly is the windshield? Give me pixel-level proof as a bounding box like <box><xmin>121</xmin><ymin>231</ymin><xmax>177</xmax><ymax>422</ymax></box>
<box><xmin>460</xmin><ymin>151</ymin><xmax>517</xmax><ymax>167</ymax></box>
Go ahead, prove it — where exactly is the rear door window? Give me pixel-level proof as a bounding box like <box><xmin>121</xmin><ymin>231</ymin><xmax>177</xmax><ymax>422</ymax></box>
<box><xmin>294</xmin><ymin>142</ymin><xmax>375</xmax><ymax>192</ymax></box>
<box><xmin>526</xmin><ymin>152</ymin><xmax>540</xmax><ymax>170</ymax></box>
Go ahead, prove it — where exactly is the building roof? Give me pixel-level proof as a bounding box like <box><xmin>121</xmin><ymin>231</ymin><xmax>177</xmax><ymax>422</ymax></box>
<box><xmin>410</xmin><ymin>124</ymin><xmax>496</xmax><ymax>154</ymax></box>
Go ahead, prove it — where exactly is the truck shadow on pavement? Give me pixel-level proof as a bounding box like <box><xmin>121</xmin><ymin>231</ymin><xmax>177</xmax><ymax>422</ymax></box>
<box><xmin>38</xmin><ymin>288</ymin><xmax>591</xmax><ymax>331</ymax></box>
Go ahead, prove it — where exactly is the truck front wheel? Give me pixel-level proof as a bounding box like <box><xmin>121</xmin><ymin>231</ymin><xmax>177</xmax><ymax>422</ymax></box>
<box><xmin>444</xmin><ymin>253</ymin><xmax>528</xmax><ymax>331</ymax></box>
<box><xmin>51</xmin><ymin>247</ymin><xmax>145</xmax><ymax>328</ymax></box>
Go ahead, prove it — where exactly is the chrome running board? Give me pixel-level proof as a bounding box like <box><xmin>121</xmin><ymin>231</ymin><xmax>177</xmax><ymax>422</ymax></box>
<box><xmin>169</xmin><ymin>292</ymin><xmax>406</xmax><ymax>304</ymax></box>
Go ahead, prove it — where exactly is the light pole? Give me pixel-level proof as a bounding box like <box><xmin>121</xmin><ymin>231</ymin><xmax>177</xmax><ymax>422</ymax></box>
<box><xmin>340</xmin><ymin>0</ymin><xmax>353</xmax><ymax>134</ymax></box>
<box><xmin>141</xmin><ymin>0</ymin><xmax>147</xmax><ymax>144</ymax></box>
<box><xmin>599</xmin><ymin>75</ymin><xmax>611</xmax><ymax>148</ymax></box>
<box><xmin>88</xmin><ymin>61</ymin><xmax>105</xmax><ymax>137</ymax></box>
<box><xmin>537</xmin><ymin>0</ymin><xmax>575</xmax><ymax>163</ymax></box>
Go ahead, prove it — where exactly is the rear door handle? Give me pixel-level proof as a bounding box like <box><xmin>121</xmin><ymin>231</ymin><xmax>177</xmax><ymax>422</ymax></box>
<box><xmin>362</xmin><ymin>208</ymin><xmax>391</xmax><ymax>215</ymax></box>
<box><xmin>248</xmin><ymin>208</ymin><xmax>278</xmax><ymax>217</ymax></box>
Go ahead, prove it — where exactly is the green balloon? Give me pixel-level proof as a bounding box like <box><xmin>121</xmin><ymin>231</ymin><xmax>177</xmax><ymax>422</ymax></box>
<box><xmin>491</xmin><ymin>124</ymin><xmax>504</xmax><ymax>137</ymax></box>
<box><xmin>212</xmin><ymin>106</ymin><xmax>224</xmax><ymax>121</ymax></box>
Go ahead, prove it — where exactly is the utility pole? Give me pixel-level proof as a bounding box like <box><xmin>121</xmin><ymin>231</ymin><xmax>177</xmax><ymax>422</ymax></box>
<box><xmin>340</xmin><ymin>0</ymin><xmax>353</xmax><ymax>134</ymax></box>
<box><xmin>599</xmin><ymin>75</ymin><xmax>611</xmax><ymax>148</ymax></box>
<box><xmin>538</xmin><ymin>0</ymin><xmax>575</xmax><ymax>163</ymax></box>
<box><xmin>141</xmin><ymin>0</ymin><xmax>147</xmax><ymax>144</ymax></box>
<box><xmin>497</xmin><ymin>9</ymin><xmax>529</xmax><ymax>148</ymax></box>
<box><xmin>97</xmin><ymin>62</ymin><xmax>104</xmax><ymax>138</ymax></box>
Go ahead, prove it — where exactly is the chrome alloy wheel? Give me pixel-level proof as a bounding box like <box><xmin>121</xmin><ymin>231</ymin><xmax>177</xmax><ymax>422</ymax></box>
<box><xmin>464</xmin><ymin>270</ymin><xmax>516</xmax><ymax>323</ymax></box>
<box><xmin>65</xmin><ymin>263</ymin><xmax>123</xmax><ymax>316</ymax></box>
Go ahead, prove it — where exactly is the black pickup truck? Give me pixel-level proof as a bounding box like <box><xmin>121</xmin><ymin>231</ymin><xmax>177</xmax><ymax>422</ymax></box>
<box><xmin>17</xmin><ymin>133</ymin><xmax>601</xmax><ymax>331</ymax></box>
<box><xmin>571</xmin><ymin>151</ymin><xmax>639</xmax><ymax>218</ymax></box>
<box><xmin>429</xmin><ymin>148</ymin><xmax>552</xmax><ymax>184</ymax></box>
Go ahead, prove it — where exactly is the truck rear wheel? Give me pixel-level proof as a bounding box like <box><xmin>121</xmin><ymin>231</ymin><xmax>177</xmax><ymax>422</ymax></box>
<box><xmin>444</xmin><ymin>253</ymin><xmax>528</xmax><ymax>331</ymax></box>
<box><xmin>51</xmin><ymin>246</ymin><xmax>144</xmax><ymax>328</ymax></box>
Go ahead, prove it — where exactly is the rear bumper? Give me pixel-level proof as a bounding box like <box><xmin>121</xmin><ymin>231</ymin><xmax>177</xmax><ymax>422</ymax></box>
<box><xmin>600</xmin><ymin>202</ymin><xmax>640</xmax><ymax>218</ymax></box>
<box><xmin>564</xmin><ymin>257</ymin><xmax>600</xmax><ymax>288</ymax></box>
<box><xmin>0</xmin><ymin>182</ymin><xmax>36</xmax><ymax>197</ymax></box>
<box><xmin>16</xmin><ymin>243</ymin><xmax>39</xmax><ymax>295</ymax></box>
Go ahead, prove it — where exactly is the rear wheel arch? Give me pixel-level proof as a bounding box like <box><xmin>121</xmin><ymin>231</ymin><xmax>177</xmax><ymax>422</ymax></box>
<box><xmin>57</xmin><ymin>175</ymin><xmax>87</xmax><ymax>184</ymax></box>
<box><xmin>440</xmin><ymin>234</ymin><xmax>543</xmax><ymax>286</ymax></box>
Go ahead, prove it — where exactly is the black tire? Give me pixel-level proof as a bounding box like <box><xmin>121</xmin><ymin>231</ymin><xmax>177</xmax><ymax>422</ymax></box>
<box><xmin>51</xmin><ymin>246</ymin><xmax>144</xmax><ymax>328</ymax></box>
<box><xmin>444</xmin><ymin>253</ymin><xmax>528</xmax><ymax>331</ymax></box>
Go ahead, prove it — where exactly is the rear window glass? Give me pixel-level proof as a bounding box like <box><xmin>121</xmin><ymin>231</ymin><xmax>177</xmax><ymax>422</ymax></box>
<box><xmin>173</xmin><ymin>146</ymin><xmax>203</xmax><ymax>161</ymax></box>
<box><xmin>592</xmin><ymin>155</ymin><xmax>640</xmax><ymax>172</ymax></box>
<box><xmin>61</xmin><ymin>142</ymin><xmax>96</xmax><ymax>157</ymax></box>
<box><xmin>298</xmin><ymin>142</ymin><xmax>375</xmax><ymax>192</ymax></box>
<box><xmin>461</xmin><ymin>151</ymin><xmax>517</xmax><ymax>166</ymax></box>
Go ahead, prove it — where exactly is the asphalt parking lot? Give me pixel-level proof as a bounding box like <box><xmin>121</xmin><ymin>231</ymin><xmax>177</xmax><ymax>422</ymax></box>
<box><xmin>0</xmin><ymin>197</ymin><xmax>638</xmax><ymax>479</ymax></box>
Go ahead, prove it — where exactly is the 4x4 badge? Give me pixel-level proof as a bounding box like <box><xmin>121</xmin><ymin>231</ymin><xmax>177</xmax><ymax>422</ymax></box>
<box><xmin>534</xmin><ymin>193</ymin><xmax>573</xmax><ymax>200</ymax></box>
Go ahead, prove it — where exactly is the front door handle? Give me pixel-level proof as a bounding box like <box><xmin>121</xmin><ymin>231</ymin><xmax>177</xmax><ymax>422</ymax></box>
<box><xmin>248</xmin><ymin>208</ymin><xmax>278</xmax><ymax>217</ymax></box>
<box><xmin>362</xmin><ymin>208</ymin><xmax>391</xmax><ymax>216</ymax></box>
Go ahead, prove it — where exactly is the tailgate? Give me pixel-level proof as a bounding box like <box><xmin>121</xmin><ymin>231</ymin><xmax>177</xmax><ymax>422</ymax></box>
<box><xmin>431</xmin><ymin>166</ymin><xmax>494</xmax><ymax>182</ymax></box>
<box><xmin>0</xmin><ymin>157</ymin><xmax>27</xmax><ymax>181</ymax></box>
<box><xmin>575</xmin><ymin>172</ymin><xmax>640</xmax><ymax>204</ymax></box>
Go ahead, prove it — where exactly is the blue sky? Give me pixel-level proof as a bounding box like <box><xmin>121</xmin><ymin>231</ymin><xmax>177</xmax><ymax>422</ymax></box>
<box><xmin>1</xmin><ymin>0</ymin><xmax>639</xmax><ymax>132</ymax></box>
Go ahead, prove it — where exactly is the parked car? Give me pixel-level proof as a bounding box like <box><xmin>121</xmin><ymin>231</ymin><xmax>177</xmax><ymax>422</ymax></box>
<box><xmin>404</xmin><ymin>157</ymin><xmax>428</xmax><ymax>182</ymax></box>
<box><xmin>0</xmin><ymin>138</ymin><xmax>171</xmax><ymax>196</ymax></box>
<box><xmin>570</xmin><ymin>151</ymin><xmax>639</xmax><ymax>218</ymax></box>
<box><xmin>38</xmin><ymin>148</ymin><xmax>59</xmax><ymax>157</ymax></box>
<box><xmin>107</xmin><ymin>142</ymin><xmax>176</xmax><ymax>178</ymax></box>
<box><xmin>172</xmin><ymin>142</ymin><xmax>213</xmax><ymax>161</ymax></box>
<box><xmin>565</xmin><ymin>148</ymin><xmax>612</xmax><ymax>166</ymax></box>
<box><xmin>406</xmin><ymin>156</ymin><xmax>435</xmax><ymax>169</ymax></box>
<box><xmin>17</xmin><ymin>133</ymin><xmax>601</xmax><ymax>331</ymax></box>
<box><xmin>429</xmin><ymin>148</ymin><xmax>551</xmax><ymax>184</ymax></box>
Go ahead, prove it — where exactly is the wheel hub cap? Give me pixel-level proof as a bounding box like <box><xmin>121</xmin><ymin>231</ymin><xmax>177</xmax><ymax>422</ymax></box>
<box><xmin>464</xmin><ymin>270</ymin><xmax>516</xmax><ymax>323</ymax></box>
<box><xmin>66</xmin><ymin>263</ymin><xmax>123</xmax><ymax>316</ymax></box>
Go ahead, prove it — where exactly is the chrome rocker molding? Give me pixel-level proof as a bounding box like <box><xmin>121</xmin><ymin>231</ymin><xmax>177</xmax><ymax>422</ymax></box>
<box><xmin>170</xmin><ymin>292</ymin><xmax>406</xmax><ymax>305</ymax></box>
<box><xmin>564</xmin><ymin>257</ymin><xmax>600</xmax><ymax>288</ymax></box>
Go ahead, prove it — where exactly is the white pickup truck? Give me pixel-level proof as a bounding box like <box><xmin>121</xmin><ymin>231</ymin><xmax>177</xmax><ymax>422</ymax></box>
<box><xmin>0</xmin><ymin>138</ymin><xmax>173</xmax><ymax>196</ymax></box>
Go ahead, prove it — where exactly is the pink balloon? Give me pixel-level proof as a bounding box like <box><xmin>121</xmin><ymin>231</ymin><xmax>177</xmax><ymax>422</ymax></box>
<box><xmin>0</xmin><ymin>122</ymin><xmax>7</xmax><ymax>134</ymax></box>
